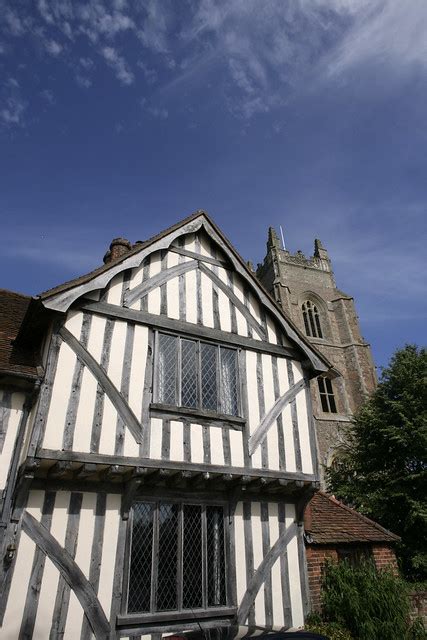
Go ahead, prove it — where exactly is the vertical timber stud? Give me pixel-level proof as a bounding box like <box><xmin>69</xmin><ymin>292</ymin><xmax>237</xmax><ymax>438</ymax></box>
<box><xmin>261</xmin><ymin>502</ymin><xmax>273</xmax><ymax>627</ymax></box>
<box><xmin>272</xmin><ymin>356</ymin><xmax>286</xmax><ymax>471</ymax></box>
<box><xmin>115</xmin><ymin>322</ymin><xmax>135</xmax><ymax>456</ymax></box>
<box><xmin>278</xmin><ymin>503</ymin><xmax>292</xmax><ymax>629</ymax></box>
<box><xmin>286</xmin><ymin>360</ymin><xmax>302</xmax><ymax>472</ymax></box>
<box><xmin>211</xmin><ymin>243</ymin><xmax>220</xmax><ymax>330</ymax></box>
<box><xmin>178</xmin><ymin>237</ymin><xmax>187</xmax><ymax>322</ymax></box>
<box><xmin>160</xmin><ymin>249</ymin><xmax>168</xmax><ymax>316</ymax></box>
<box><xmin>81</xmin><ymin>492</ymin><xmax>107</xmax><ymax>640</ymax></box>
<box><xmin>91</xmin><ymin>318</ymin><xmax>115</xmax><ymax>453</ymax></box>
<box><xmin>238</xmin><ymin>349</ymin><xmax>251</xmax><ymax>468</ymax></box>
<box><xmin>141</xmin><ymin>328</ymin><xmax>154</xmax><ymax>458</ymax></box>
<box><xmin>227</xmin><ymin>271</ymin><xmax>238</xmax><ymax>334</ymax></box>
<box><xmin>50</xmin><ymin>492</ymin><xmax>83</xmax><ymax>639</ymax></box>
<box><xmin>63</xmin><ymin>313</ymin><xmax>92</xmax><ymax>450</ymax></box>
<box><xmin>110</xmin><ymin>515</ymin><xmax>127</xmax><ymax>640</ymax></box>
<box><xmin>256</xmin><ymin>353</ymin><xmax>269</xmax><ymax>469</ymax></box>
<box><xmin>195</xmin><ymin>234</ymin><xmax>203</xmax><ymax>326</ymax></box>
<box><xmin>243</xmin><ymin>502</ymin><xmax>255</xmax><ymax>626</ymax></box>
<box><xmin>140</xmin><ymin>256</ymin><xmax>151</xmax><ymax>312</ymax></box>
<box><xmin>20</xmin><ymin>491</ymin><xmax>56</xmax><ymax>639</ymax></box>
<box><xmin>0</xmin><ymin>390</ymin><xmax>12</xmax><ymax>454</ymax></box>
<box><xmin>28</xmin><ymin>324</ymin><xmax>62</xmax><ymax>456</ymax></box>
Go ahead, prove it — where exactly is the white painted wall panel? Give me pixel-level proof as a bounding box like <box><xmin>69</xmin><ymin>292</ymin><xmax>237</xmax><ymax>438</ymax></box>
<box><xmin>245</xmin><ymin>350</ymin><xmax>262</xmax><ymax>469</ymax></box>
<box><xmin>0</xmin><ymin>391</ymin><xmax>24</xmax><ymax>490</ymax></box>
<box><xmin>147</xmin><ymin>251</ymin><xmax>161</xmax><ymax>315</ymax></box>
<box><xmin>190</xmin><ymin>423</ymin><xmax>204</xmax><ymax>463</ymax></box>
<box><xmin>251</xmin><ymin>502</ymin><xmax>266</xmax><ymax>625</ymax></box>
<box><xmin>209</xmin><ymin>426</ymin><xmax>224</xmax><ymax>466</ymax></box>
<box><xmin>73</xmin><ymin>314</ymin><xmax>106</xmax><ymax>453</ymax></box>
<box><xmin>285</xmin><ymin>503</ymin><xmax>303</xmax><ymax>628</ymax></box>
<box><xmin>169</xmin><ymin>420</ymin><xmax>184</xmax><ymax>462</ymax></box>
<box><xmin>98</xmin><ymin>395</ymin><xmax>118</xmax><ymax>455</ymax></box>
<box><xmin>97</xmin><ymin>494</ymin><xmax>121</xmax><ymax>616</ymax></box>
<box><xmin>64</xmin><ymin>309</ymin><xmax>84</xmax><ymax>338</ymax></box>
<box><xmin>277</xmin><ymin>357</ymin><xmax>296</xmax><ymax>472</ymax></box>
<box><xmin>63</xmin><ymin>492</ymin><xmax>97</xmax><ymax>640</ymax></box>
<box><xmin>229</xmin><ymin>429</ymin><xmax>244</xmax><ymax>468</ymax></box>
<box><xmin>268</xmin><ymin>503</ymin><xmax>285</xmax><ymax>629</ymax></box>
<box><xmin>216</xmin><ymin>267</ymin><xmax>232</xmax><ymax>334</ymax></box>
<box><xmin>247</xmin><ymin>293</ymin><xmax>262</xmax><ymax>342</ymax></box>
<box><xmin>234</xmin><ymin>502</ymin><xmax>246</xmax><ymax>604</ymax></box>
<box><xmin>166</xmin><ymin>251</ymin><xmax>180</xmax><ymax>320</ymax></box>
<box><xmin>262</xmin><ymin>355</ymin><xmax>280</xmax><ymax>471</ymax></box>
<box><xmin>184</xmin><ymin>270</ymin><xmax>197</xmax><ymax>324</ymax></box>
<box><xmin>43</xmin><ymin>341</ymin><xmax>78</xmax><ymax>450</ymax></box>
<box><xmin>106</xmin><ymin>273</ymin><xmax>124</xmax><ymax>306</ymax></box>
<box><xmin>149</xmin><ymin>417</ymin><xmax>163</xmax><ymax>460</ymax></box>
<box><xmin>266</xmin><ymin>316</ymin><xmax>278</xmax><ymax>345</ymax></box>
<box><xmin>295</xmin><ymin>388</ymin><xmax>313</xmax><ymax>475</ymax></box>
<box><xmin>233</xmin><ymin>273</ymin><xmax>248</xmax><ymax>337</ymax></box>
<box><xmin>32</xmin><ymin>491</ymin><xmax>70</xmax><ymax>638</ymax></box>
<box><xmin>200</xmin><ymin>271</ymin><xmax>214</xmax><ymax>328</ymax></box>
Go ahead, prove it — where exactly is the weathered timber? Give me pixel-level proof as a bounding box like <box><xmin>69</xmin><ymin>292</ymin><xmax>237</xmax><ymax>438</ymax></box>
<box><xmin>125</xmin><ymin>261</ymin><xmax>197</xmax><ymax>307</ymax></box>
<box><xmin>236</xmin><ymin>522</ymin><xmax>298</xmax><ymax>624</ymax></box>
<box><xmin>169</xmin><ymin>245</ymin><xmax>229</xmax><ymax>268</ymax></box>
<box><xmin>80</xmin><ymin>301</ymin><xmax>299</xmax><ymax>358</ymax></box>
<box><xmin>22</xmin><ymin>511</ymin><xmax>110</xmax><ymax>639</ymax></box>
<box><xmin>248</xmin><ymin>378</ymin><xmax>306</xmax><ymax>456</ymax></box>
<box><xmin>198</xmin><ymin>263</ymin><xmax>266</xmax><ymax>339</ymax></box>
<box><xmin>59</xmin><ymin>326</ymin><xmax>142</xmax><ymax>444</ymax></box>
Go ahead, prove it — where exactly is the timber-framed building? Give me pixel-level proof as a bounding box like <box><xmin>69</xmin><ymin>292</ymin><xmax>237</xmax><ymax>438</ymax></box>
<box><xmin>0</xmin><ymin>212</ymin><xmax>334</xmax><ymax>639</ymax></box>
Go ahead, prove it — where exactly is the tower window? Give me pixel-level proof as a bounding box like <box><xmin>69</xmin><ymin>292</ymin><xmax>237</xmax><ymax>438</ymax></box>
<box><xmin>302</xmin><ymin>300</ymin><xmax>323</xmax><ymax>338</ymax></box>
<box><xmin>318</xmin><ymin>377</ymin><xmax>337</xmax><ymax>413</ymax></box>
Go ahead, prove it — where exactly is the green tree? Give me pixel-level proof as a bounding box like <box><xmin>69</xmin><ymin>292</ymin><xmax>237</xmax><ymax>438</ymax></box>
<box><xmin>327</xmin><ymin>345</ymin><xmax>427</xmax><ymax>580</ymax></box>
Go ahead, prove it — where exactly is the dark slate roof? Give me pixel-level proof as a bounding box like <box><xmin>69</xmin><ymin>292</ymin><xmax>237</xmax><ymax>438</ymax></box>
<box><xmin>305</xmin><ymin>491</ymin><xmax>399</xmax><ymax>544</ymax></box>
<box><xmin>0</xmin><ymin>289</ymin><xmax>40</xmax><ymax>379</ymax></box>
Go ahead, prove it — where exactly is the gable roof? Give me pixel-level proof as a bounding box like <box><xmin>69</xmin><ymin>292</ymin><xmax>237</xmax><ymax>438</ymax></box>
<box><xmin>0</xmin><ymin>289</ymin><xmax>40</xmax><ymax>380</ymax></box>
<box><xmin>305</xmin><ymin>491</ymin><xmax>399</xmax><ymax>545</ymax></box>
<box><xmin>37</xmin><ymin>210</ymin><xmax>332</xmax><ymax>375</ymax></box>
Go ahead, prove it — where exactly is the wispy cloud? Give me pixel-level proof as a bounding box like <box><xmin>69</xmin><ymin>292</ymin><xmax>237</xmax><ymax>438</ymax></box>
<box><xmin>0</xmin><ymin>1</ymin><xmax>426</xmax><ymax>125</ymax></box>
<box><xmin>101</xmin><ymin>46</ymin><xmax>134</xmax><ymax>85</ymax></box>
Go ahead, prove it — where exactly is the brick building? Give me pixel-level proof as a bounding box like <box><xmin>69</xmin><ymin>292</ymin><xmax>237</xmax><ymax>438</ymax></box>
<box><xmin>304</xmin><ymin>492</ymin><xmax>399</xmax><ymax>611</ymax></box>
<box><xmin>257</xmin><ymin>228</ymin><xmax>377</xmax><ymax>483</ymax></box>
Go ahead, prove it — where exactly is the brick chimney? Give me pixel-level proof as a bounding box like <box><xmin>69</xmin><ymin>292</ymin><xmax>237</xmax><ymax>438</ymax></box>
<box><xmin>103</xmin><ymin>237</ymin><xmax>132</xmax><ymax>264</ymax></box>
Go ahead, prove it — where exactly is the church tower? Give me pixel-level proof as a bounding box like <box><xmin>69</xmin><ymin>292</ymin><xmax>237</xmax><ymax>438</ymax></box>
<box><xmin>257</xmin><ymin>227</ymin><xmax>377</xmax><ymax>482</ymax></box>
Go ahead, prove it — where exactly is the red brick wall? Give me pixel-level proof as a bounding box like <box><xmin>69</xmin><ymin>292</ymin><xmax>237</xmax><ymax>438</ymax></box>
<box><xmin>306</xmin><ymin>543</ymin><xmax>398</xmax><ymax>611</ymax></box>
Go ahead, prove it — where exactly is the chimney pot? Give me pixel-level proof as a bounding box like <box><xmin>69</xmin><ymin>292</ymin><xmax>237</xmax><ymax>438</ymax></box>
<box><xmin>103</xmin><ymin>237</ymin><xmax>132</xmax><ymax>264</ymax></box>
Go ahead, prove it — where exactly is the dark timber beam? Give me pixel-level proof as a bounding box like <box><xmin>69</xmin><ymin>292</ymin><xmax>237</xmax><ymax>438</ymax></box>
<box><xmin>248</xmin><ymin>378</ymin><xmax>307</xmax><ymax>455</ymax></box>
<box><xmin>59</xmin><ymin>326</ymin><xmax>142</xmax><ymax>444</ymax></box>
<box><xmin>236</xmin><ymin>522</ymin><xmax>298</xmax><ymax>624</ymax></box>
<box><xmin>79</xmin><ymin>301</ymin><xmax>299</xmax><ymax>360</ymax></box>
<box><xmin>22</xmin><ymin>511</ymin><xmax>111</xmax><ymax>639</ymax></box>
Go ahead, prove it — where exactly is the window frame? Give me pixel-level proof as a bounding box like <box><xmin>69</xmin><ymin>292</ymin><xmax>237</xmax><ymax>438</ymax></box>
<box><xmin>318</xmin><ymin>376</ymin><xmax>337</xmax><ymax>413</ymax></box>
<box><xmin>302</xmin><ymin>300</ymin><xmax>323</xmax><ymax>339</ymax></box>
<box><xmin>153</xmin><ymin>330</ymin><xmax>241</xmax><ymax>418</ymax></box>
<box><xmin>120</xmin><ymin>496</ymin><xmax>235</xmax><ymax>626</ymax></box>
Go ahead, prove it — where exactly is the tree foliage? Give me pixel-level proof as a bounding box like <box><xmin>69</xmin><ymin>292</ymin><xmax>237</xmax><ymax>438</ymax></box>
<box><xmin>327</xmin><ymin>345</ymin><xmax>427</xmax><ymax>580</ymax></box>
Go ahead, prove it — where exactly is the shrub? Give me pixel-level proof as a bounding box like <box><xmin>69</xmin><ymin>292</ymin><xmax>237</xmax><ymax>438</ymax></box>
<box><xmin>320</xmin><ymin>559</ymin><xmax>426</xmax><ymax>640</ymax></box>
<box><xmin>305</xmin><ymin>613</ymin><xmax>353</xmax><ymax>639</ymax></box>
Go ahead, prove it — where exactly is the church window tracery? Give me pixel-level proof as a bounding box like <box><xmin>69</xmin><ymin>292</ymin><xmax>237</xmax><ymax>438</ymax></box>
<box><xmin>302</xmin><ymin>300</ymin><xmax>323</xmax><ymax>338</ymax></box>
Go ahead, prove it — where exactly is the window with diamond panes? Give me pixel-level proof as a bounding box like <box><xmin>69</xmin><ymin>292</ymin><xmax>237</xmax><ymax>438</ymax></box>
<box><xmin>318</xmin><ymin>376</ymin><xmax>337</xmax><ymax>413</ymax></box>
<box><xmin>127</xmin><ymin>502</ymin><xmax>227</xmax><ymax>614</ymax></box>
<box><xmin>156</xmin><ymin>333</ymin><xmax>239</xmax><ymax>416</ymax></box>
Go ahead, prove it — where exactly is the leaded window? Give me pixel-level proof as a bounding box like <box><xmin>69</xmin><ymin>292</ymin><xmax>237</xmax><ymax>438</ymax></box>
<box><xmin>318</xmin><ymin>376</ymin><xmax>337</xmax><ymax>413</ymax></box>
<box><xmin>156</xmin><ymin>333</ymin><xmax>239</xmax><ymax>416</ymax></box>
<box><xmin>127</xmin><ymin>501</ymin><xmax>227</xmax><ymax>614</ymax></box>
<box><xmin>302</xmin><ymin>300</ymin><xmax>323</xmax><ymax>338</ymax></box>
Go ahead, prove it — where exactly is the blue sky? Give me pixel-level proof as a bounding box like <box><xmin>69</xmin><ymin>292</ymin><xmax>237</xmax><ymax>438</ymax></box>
<box><xmin>0</xmin><ymin>0</ymin><xmax>426</xmax><ymax>369</ymax></box>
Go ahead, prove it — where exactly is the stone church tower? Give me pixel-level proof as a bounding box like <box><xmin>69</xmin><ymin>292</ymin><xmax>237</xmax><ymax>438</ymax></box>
<box><xmin>256</xmin><ymin>227</ymin><xmax>377</xmax><ymax>483</ymax></box>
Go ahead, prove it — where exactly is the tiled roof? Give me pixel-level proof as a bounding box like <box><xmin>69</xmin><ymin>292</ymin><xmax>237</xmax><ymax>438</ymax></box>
<box><xmin>305</xmin><ymin>491</ymin><xmax>399</xmax><ymax>544</ymax></box>
<box><xmin>0</xmin><ymin>289</ymin><xmax>39</xmax><ymax>379</ymax></box>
